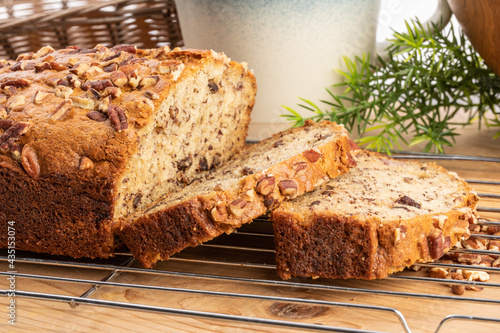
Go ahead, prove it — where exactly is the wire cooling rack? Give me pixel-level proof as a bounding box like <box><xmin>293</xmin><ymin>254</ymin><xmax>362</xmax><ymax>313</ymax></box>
<box><xmin>0</xmin><ymin>151</ymin><xmax>499</xmax><ymax>332</ymax></box>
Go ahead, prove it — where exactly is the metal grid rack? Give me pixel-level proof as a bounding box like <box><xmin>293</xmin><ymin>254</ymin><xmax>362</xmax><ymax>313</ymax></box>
<box><xmin>1</xmin><ymin>151</ymin><xmax>499</xmax><ymax>332</ymax></box>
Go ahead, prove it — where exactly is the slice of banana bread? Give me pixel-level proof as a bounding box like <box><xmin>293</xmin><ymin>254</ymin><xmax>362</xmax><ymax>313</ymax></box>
<box><xmin>0</xmin><ymin>45</ymin><xmax>256</xmax><ymax>259</ymax></box>
<box><xmin>272</xmin><ymin>149</ymin><xmax>479</xmax><ymax>280</ymax></box>
<box><xmin>120</xmin><ymin>120</ymin><xmax>356</xmax><ymax>268</ymax></box>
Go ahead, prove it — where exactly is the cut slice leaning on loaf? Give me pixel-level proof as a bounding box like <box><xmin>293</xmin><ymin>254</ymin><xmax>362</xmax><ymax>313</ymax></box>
<box><xmin>272</xmin><ymin>149</ymin><xmax>479</xmax><ymax>280</ymax></box>
<box><xmin>120</xmin><ymin>120</ymin><xmax>356</xmax><ymax>268</ymax></box>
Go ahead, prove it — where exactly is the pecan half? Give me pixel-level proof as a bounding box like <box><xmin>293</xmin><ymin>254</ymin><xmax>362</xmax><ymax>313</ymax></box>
<box><xmin>256</xmin><ymin>176</ymin><xmax>275</xmax><ymax>195</ymax></box>
<box><xmin>21</xmin><ymin>145</ymin><xmax>40</xmax><ymax>178</ymax></box>
<box><xmin>108</xmin><ymin>105</ymin><xmax>128</xmax><ymax>131</ymax></box>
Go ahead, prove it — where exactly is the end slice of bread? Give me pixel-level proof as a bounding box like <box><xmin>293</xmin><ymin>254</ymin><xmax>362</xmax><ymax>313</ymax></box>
<box><xmin>272</xmin><ymin>149</ymin><xmax>479</xmax><ymax>280</ymax></box>
<box><xmin>120</xmin><ymin>120</ymin><xmax>356</xmax><ymax>268</ymax></box>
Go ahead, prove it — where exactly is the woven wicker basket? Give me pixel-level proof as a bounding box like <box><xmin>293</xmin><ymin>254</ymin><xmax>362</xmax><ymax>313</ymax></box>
<box><xmin>0</xmin><ymin>0</ymin><xmax>184</xmax><ymax>60</ymax></box>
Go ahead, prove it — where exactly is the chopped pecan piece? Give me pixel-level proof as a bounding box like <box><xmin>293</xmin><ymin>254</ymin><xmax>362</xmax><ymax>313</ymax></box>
<box><xmin>34</xmin><ymin>91</ymin><xmax>50</xmax><ymax>105</ymax></box>
<box><xmin>427</xmin><ymin>229</ymin><xmax>445</xmax><ymax>259</ymax></box>
<box><xmin>109</xmin><ymin>70</ymin><xmax>128</xmax><ymax>87</ymax></box>
<box><xmin>395</xmin><ymin>195</ymin><xmax>421</xmax><ymax>209</ymax></box>
<box><xmin>33</xmin><ymin>45</ymin><xmax>54</xmax><ymax>59</ymax></box>
<box><xmin>0</xmin><ymin>121</ymin><xmax>30</xmax><ymax>153</ymax></box>
<box><xmin>79</xmin><ymin>156</ymin><xmax>94</xmax><ymax>171</ymax></box>
<box><xmin>34</xmin><ymin>62</ymin><xmax>51</xmax><ymax>73</ymax></box>
<box><xmin>103</xmin><ymin>63</ymin><xmax>119</xmax><ymax>73</ymax></box>
<box><xmin>21</xmin><ymin>145</ymin><xmax>40</xmax><ymax>178</ymax></box>
<box><xmin>229</xmin><ymin>198</ymin><xmax>247</xmax><ymax>217</ymax></box>
<box><xmin>256</xmin><ymin>176</ymin><xmax>275</xmax><ymax>195</ymax></box>
<box><xmin>302</xmin><ymin>148</ymin><xmax>322</xmax><ymax>163</ymax></box>
<box><xmin>112</xmin><ymin>44</ymin><xmax>138</xmax><ymax>54</ymax></box>
<box><xmin>50</xmin><ymin>99</ymin><xmax>73</xmax><ymax>122</ymax></box>
<box><xmin>140</xmin><ymin>75</ymin><xmax>159</xmax><ymax>88</ymax></box>
<box><xmin>49</xmin><ymin>61</ymin><xmax>68</xmax><ymax>71</ymax></box>
<box><xmin>102</xmin><ymin>87</ymin><xmax>122</xmax><ymax>99</ymax></box>
<box><xmin>108</xmin><ymin>105</ymin><xmax>128</xmax><ymax>131</ymax></box>
<box><xmin>208</xmin><ymin>79</ymin><xmax>218</xmax><ymax>93</ymax></box>
<box><xmin>55</xmin><ymin>86</ymin><xmax>73</xmax><ymax>99</ymax></box>
<box><xmin>71</xmin><ymin>96</ymin><xmax>95</xmax><ymax>110</ymax></box>
<box><xmin>144</xmin><ymin>90</ymin><xmax>159</xmax><ymax>100</ymax></box>
<box><xmin>69</xmin><ymin>62</ymin><xmax>90</xmax><ymax>77</ymax></box>
<box><xmin>0</xmin><ymin>79</ymin><xmax>31</xmax><ymax>89</ymax></box>
<box><xmin>279</xmin><ymin>179</ymin><xmax>299</xmax><ymax>197</ymax></box>
<box><xmin>86</xmin><ymin>111</ymin><xmax>107</xmax><ymax>122</ymax></box>
<box><xmin>7</xmin><ymin>95</ymin><xmax>26</xmax><ymax>109</ymax></box>
<box><xmin>211</xmin><ymin>201</ymin><xmax>228</xmax><ymax>222</ymax></box>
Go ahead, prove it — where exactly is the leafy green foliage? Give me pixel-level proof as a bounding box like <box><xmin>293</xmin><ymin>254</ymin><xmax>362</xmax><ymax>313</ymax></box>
<box><xmin>282</xmin><ymin>19</ymin><xmax>500</xmax><ymax>153</ymax></box>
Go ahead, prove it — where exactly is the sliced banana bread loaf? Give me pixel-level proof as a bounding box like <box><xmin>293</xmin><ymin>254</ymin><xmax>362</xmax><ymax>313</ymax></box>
<box><xmin>120</xmin><ymin>120</ymin><xmax>356</xmax><ymax>268</ymax></box>
<box><xmin>0</xmin><ymin>45</ymin><xmax>256</xmax><ymax>259</ymax></box>
<box><xmin>272</xmin><ymin>149</ymin><xmax>479</xmax><ymax>280</ymax></box>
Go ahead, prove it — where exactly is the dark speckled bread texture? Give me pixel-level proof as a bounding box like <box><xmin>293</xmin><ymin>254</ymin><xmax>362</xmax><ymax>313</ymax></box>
<box><xmin>0</xmin><ymin>44</ymin><xmax>256</xmax><ymax>259</ymax></box>
<box><xmin>120</xmin><ymin>120</ymin><xmax>356</xmax><ymax>268</ymax></box>
<box><xmin>272</xmin><ymin>149</ymin><xmax>479</xmax><ymax>280</ymax></box>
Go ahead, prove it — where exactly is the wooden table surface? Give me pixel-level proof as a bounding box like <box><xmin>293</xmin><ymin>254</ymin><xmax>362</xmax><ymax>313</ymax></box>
<box><xmin>1</xmin><ymin>125</ymin><xmax>499</xmax><ymax>333</ymax></box>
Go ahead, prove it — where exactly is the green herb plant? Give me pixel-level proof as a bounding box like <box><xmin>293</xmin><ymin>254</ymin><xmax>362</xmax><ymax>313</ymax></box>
<box><xmin>282</xmin><ymin>19</ymin><xmax>500</xmax><ymax>153</ymax></box>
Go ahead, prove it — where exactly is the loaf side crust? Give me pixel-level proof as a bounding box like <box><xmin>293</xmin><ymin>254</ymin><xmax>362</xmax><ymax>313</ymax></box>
<box><xmin>272</xmin><ymin>150</ymin><xmax>479</xmax><ymax>280</ymax></box>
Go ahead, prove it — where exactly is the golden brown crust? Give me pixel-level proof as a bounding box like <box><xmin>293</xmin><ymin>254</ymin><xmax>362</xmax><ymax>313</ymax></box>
<box><xmin>272</xmin><ymin>150</ymin><xmax>479</xmax><ymax>280</ymax></box>
<box><xmin>120</xmin><ymin>121</ymin><xmax>356</xmax><ymax>268</ymax></box>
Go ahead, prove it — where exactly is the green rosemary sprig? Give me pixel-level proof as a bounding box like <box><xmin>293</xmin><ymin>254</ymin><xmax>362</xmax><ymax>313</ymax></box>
<box><xmin>282</xmin><ymin>19</ymin><xmax>500</xmax><ymax>153</ymax></box>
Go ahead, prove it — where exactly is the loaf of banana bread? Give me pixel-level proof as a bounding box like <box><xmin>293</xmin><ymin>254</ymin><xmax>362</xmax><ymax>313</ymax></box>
<box><xmin>0</xmin><ymin>44</ymin><xmax>256</xmax><ymax>259</ymax></box>
<box><xmin>120</xmin><ymin>120</ymin><xmax>356</xmax><ymax>268</ymax></box>
<box><xmin>272</xmin><ymin>149</ymin><xmax>479</xmax><ymax>280</ymax></box>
